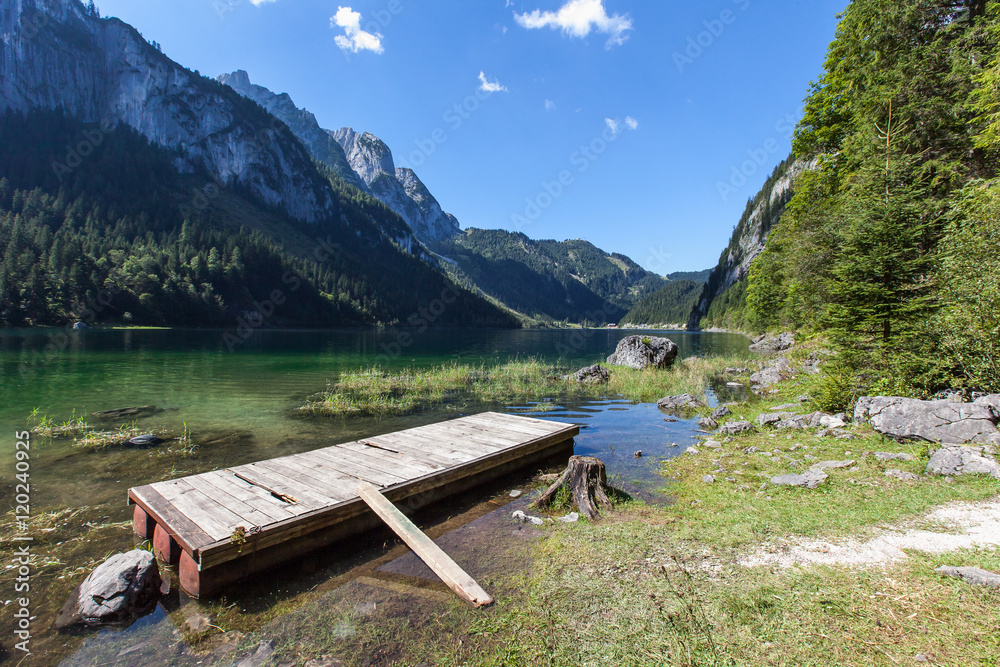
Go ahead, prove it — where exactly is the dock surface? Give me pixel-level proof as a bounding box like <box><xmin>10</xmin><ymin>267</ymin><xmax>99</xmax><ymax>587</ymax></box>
<box><xmin>128</xmin><ymin>412</ymin><xmax>578</xmax><ymax>596</ymax></box>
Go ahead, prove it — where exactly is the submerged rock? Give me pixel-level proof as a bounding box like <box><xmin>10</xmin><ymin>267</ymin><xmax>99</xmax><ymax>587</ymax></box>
<box><xmin>56</xmin><ymin>549</ymin><xmax>163</xmax><ymax>628</ymax></box>
<box><xmin>855</xmin><ymin>396</ymin><xmax>999</xmax><ymax>444</ymax></box>
<box><xmin>512</xmin><ymin>510</ymin><xmax>545</xmax><ymax>526</ymax></box>
<box><xmin>606</xmin><ymin>335</ymin><xmax>679</xmax><ymax>370</ymax></box>
<box><xmin>657</xmin><ymin>393</ymin><xmax>704</xmax><ymax>412</ymax></box>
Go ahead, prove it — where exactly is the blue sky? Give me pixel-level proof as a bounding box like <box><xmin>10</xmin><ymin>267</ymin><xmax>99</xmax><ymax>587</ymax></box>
<box><xmin>95</xmin><ymin>0</ymin><xmax>845</xmax><ymax>274</ymax></box>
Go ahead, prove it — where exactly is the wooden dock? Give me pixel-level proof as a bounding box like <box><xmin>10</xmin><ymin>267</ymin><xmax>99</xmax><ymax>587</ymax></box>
<box><xmin>128</xmin><ymin>412</ymin><xmax>578</xmax><ymax>597</ymax></box>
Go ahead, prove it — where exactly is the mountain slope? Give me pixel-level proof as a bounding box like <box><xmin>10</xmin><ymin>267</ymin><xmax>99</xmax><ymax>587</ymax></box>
<box><xmin>432</xmin><ymin>229</ymin><xmax>667</xmax><ymax>324</ymax></box>
<box><xmin>0</xmin><ymin>1</ymin><xmax>516</xmax><ymax>328</ymax></box>
<box><xmin>218</xmin><ymin>70</ymin><xmax>461</xmax><ymax>244</ymax></box>
<box><xmin>620</xmin><ymin>280</ymin><xmax>703</xmax><ymax>327</ymax></box>
<box><xmin>688</xmin><ymin>157</ymin><xmax>808</xmax><ymax>330</ymax></box>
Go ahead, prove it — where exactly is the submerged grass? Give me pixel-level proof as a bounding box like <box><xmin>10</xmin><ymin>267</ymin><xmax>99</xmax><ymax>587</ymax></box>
<box><xmin>298</xmin><ymin>354</ymin><xmax>757</xmax><ymax>417</ymax></box>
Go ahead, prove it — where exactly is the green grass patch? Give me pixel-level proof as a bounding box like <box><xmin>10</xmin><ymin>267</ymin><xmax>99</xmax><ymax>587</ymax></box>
<box><xmin>297</xmin><ymin>354</ymin><xmax>758</xmax><ymax>418</ymax></box>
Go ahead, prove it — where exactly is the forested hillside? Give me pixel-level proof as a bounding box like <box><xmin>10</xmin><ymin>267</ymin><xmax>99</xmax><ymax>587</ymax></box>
<box><xmin>619</xmin><ymin>280</ymin><xmax>703</xmax><ymax>327</ymax></box>
<box><xmin>432</xmin><ymin>230</ymin><xmax>666</xmax><ymax>324</ymax></box>
<box><xmin>0</xmin><ymin>110</ymin><xmax>518</xmax><ymax>328</ymax></box>
<box><xmin>708</xmin><ymin>0</ymin><xmax>1000</xmax><ymax>403</ymax></box>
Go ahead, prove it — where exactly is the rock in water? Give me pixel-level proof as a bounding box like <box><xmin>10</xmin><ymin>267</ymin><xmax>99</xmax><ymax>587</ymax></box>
<box><xmin>56</xmin><ymin>550</ymin><xmax>162</xmax><ymax>628</ymax></box>
<box><xmin>855</xmin><ymin>396</ymin><xmax>999</xmax><ymax>444</ymax></box>
<box><xmin>127</xmin><ymin>434</ymin><xmax>164</xmax><ymax>448</ymax></box>
<box><xmin>565</xmin><ymin>364</ymin><xmax>610</xmax><ymax>384</ymax></box>
<box><xmin>657</xmin><ymin>393</ymin><xmax>705</xmax><ymax>412</ymax></box>
<box><xmin>606</xmin><ymin>336</ymin><xmax>679</xmax><ymax>370</ymax></box>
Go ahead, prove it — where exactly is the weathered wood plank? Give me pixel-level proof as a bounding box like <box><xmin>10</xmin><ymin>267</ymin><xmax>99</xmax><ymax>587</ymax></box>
<box><xmin>335</xmin><ymin>442</ymin><xmax>444</xmax><ymax>476</ymax></box>
<box><xmin>153</xmin><ymin>479</ymin><xmax>249</xmax><ymax>541</ymax></box>
<box><xmin>356</xmin><ymin>481</ymin><xmax>493</xmax><ymax>607</ymax></box>
<box><xmin>200</xmin><ymin>471</ymin><xmax>308</xmax><ymax>520</ymax></box>
<box><xmin>250</xmin><ymin>459</ymin><xmax>363</xmax><ymax>500</ymax></box>
<box><xmin>341</xmin><ymin>441</ymin><xmax>447</xmax><ymax>473</ymax></box>
<box><xmin>185</xmin><ymin>475</ymin><xmax>287</xmax><ymax>527</ymax></box>
<box><xmin>296</xmin><ymin>449</ymin><xmax>410</xmax><ymax>487</ymax></box>
<box><xmin>362</xmin><ymin>434</ymin><xmax>475</xmax><ymax>465</ymax></box>
<box><xmin>228</xmin><ymin>463</ymin><xmax>340</xmax><ymax>508</ymax></box>
<box><xmin>129</xmin><ymin>485</ymin><xmax>215</xmax><ymax>554</ymax></box>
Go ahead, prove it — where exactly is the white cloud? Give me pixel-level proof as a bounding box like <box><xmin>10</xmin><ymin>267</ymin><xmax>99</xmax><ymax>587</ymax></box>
<box><xmin>515</xmin><ymin>0</ymin><xmax>633</xmax><ymax>49</ymax></box>
<box><xmin>545</xmin><ymin>99</ymin><xmax>557</xmax><ymax>111</ymax></box>
<box><xmin>605</xmin><ymin>116</ymin><xmax>638</xmax><ymax>136</ymax></box>
<box><xmin>478</xmin><ymin>71</ymin><xmax>509</xmax><ymax>94</ymax></box>
<box><xmin>331</xmin><ymin>6</ymin><xmax>384</xmax><ymax>54</ymax></box>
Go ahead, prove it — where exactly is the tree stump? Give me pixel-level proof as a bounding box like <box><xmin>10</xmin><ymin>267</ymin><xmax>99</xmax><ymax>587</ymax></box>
<box><xmin>534</xmin><ymin>455</ymin><xmax>613</xmax><ymax>520</ymax></box>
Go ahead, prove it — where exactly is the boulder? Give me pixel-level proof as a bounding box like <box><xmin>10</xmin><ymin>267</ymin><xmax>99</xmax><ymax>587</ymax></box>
<box><xmin>820</xmin><ymin>415</ymin><xmax>847</xmax><ymax>429</ymax></box>
<box><xmin>855</xmin><ymin>396</ymin><xmax>1000</xmax><ymax>444</ymax></box>
<box><xmin>606</xmin><ymin>335</ymin><xmax>679</xmax><ymax>370</ymax></box>
<box><xmin>936</xmin><ymin>565</ymin><xmax>1000</xmax><ymax>589</ymax></box>
<box><xmin>72</xmin><ymin>321</ymin><xmax>88</xmax><ymax>330</ymax></box>
<box><xmin>974</xmin><ymin>394</ymin><xmax>1000</xmax><ymax>413</ymax></box>
<box><xmin>874</xmin><ymin>452</ymin><xmax>915</xmax><ymax>462</ymax></box>
<box><xmin>750</xmin><ymin>357</ymin><xmax>793</xmax><ymax>389</ymax></box>
<box><xmin>657</xmin><ymin>393</ymin><xmax>704</xmax><ymax>412</ymax></box>
<box><xmin>719</xmin><ymin>421</ymin><xmax>756</xmax><ymax>436</ymax></box>
<box><xmin>756</xmin><ymin>413</ymin><xmax>790</xmax><ymax>428</ymax></box>
<box><xmin>926</xmin><ymin>446</ymin><xmax>1000</xmax><ymax>479</ymax></box>
<box><xmin>56</xmin><ymin>550</ymin><xmax>163</xmax><ymax>628</ymax></box>
<box><xmin>811</xmin><ymin>459</ymin><xmax>855</xmax><ymax>471</ymax></box>
<box><xmin>711</xmin><ymin>406</ymin><xmax>731</xmax><ymax>419</ymax></box>
<box><xmin>771</xmin><ymin>470</ymin><xmax>828</xmax><ymax>489</ymax></box>
<box><xmin>885</xmin><ymin>469</ymin><xmax>920</xmax><ymax>481</ymax></box>
<box><xmin>564</xmin><ymin>364</ymin><xmax>610</xmax><ymax>384</ymax></box>
<box><xmin>699</xmin><ymin>417</ymin><xmax>718</xmax><ymax>430</ymax></box>
<box><xmin>749</xmin><ymin>332</ymin><xmax>795</xmax><ymax>353</ymax></box>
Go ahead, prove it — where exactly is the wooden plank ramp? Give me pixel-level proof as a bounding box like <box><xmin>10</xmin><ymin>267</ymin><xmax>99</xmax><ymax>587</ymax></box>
<box><xmin>128</xmin><ymin>412</ymin><xmax>578</xmax><ymax>597</ymax></box>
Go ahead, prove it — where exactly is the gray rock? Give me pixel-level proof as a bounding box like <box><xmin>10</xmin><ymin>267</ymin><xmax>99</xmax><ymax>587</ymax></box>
<box><xmin>686</xmin><ymin>446</ymin><xmax>700</xmax><ymax>455</ymax></box>
<box><xmin>236</xmin><ymin>641</ymin><xmax>276</xmax><ymax>667</ymax></box>
<box><xmin>558</xmin><ymin>512</ymin><xmax>580</xmax><ymax>523</ymax></box>
<box><xmin>711</xmin><ymin>406</ymin><xmax>731</xmax><ymax>419</ymax></box>
<box><xmin>797</xmin><ymin>394</ymin><xmax>811</xmax><ymax>403</ymax></box>
<box><xmin>926</xmin><ymin>446</ymin><xmax>1000</xmax><ymax>479</ymax></box>
<box><xmin>703</xmin><ymin>440</ymin><xmax>723</xmax><ymax>449</ymax></box>
<box><xmin>974</xmin><ymin>394</ymin><xmax>1000</xmax><ymax>413</ymax></box>
<box><xmin>774</xmin><ymin>419</ymin><xmax>806</xmax><ymax>431</ymax></box>
<box><xmin>607</xmin><ymin>336</ymin><xmax>679</xmax><ymax>370</ymax></box>
<box><xmin>874</xmin><ymin>452</ymin><xmax>916</xmax><ymax>462</ymax></box>
<box><xmin>750</xmin><ymin>357</ymin><xmax>794</xmax><ymax>389</ymax></box>
<box><xmin>699</xmin><ymin>417</ymin><xmax>718</xmax><ymax>430</ymax></box>
<box><xmin>509</xmin><ymin>489</ymin><xmax>523</xmax><ymax>498</ymax></box>
<box><xmin>749</xmin><ymin>332</ymin><xmax>795</xmax><ymax>353</ymax></box>
<box><xmin>564</xmin><ymin>364</ymin><xmax>610</xmax><ymax>384</ymax></box>
<box><xmin>885</xmin><ymin>469</ymin><xmax>920</xmax><ymax>481</ymax></box>
<box><xmin>854</xmin><ymin>396</ymin><xmax>999</xmax><ymax>444</ymax></box>
<box><xmin>812</xmin><ymin>460</ymin><xmax>855</xmax><ymax>471</ymax></box>
<box><xmin>512</xmin><ymin>510</ymin><xmax>545</xmax><ymax>526</ymax></box>
<box><xmin>56</xmin><ymin>550</ymin><xmax>162</xmax><ymax>628</ymax></box>
<box><xmin>657</xmin><ymin>393</ymin><xmax>704</xmax><ymax>411</ymax></box>
<box><xmin>771</xmin><ymin>470</ymin><xmax>828</xmax><ymax>489</ymax></box>
<box><xmin>72</xmin><ymin>321</ymin><xmax>88</xmax><ymax>330</ymax></box>
<box><xmin>702</xmin><ymin>475</ymin><xmax>716</xmax><ymax>484</ymax></box>
<box><xmin>820</xmin><ymin>415</ymin><xmax>847</xmax><ymax>429</ymax></box>
<box><xmin>720</xmin><ymin>421</ymin><xmax>756</xmax><ymax>436</ymax></box>
<box><xmin>725</xmin><ymin>366</ymin><xmax>751</xmax><ymax>375</ymax></box>
<box><xmin>756</xmin><ymin>413</ymin><xmax>785</xmax><ymax>427</ymax></box>
<box><xmin>935</xmin><ymin>565</ymin><xmax>1000</xmax><ymax>589</ymax></box>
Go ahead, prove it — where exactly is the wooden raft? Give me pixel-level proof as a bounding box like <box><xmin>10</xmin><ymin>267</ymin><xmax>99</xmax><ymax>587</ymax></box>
<box><xmin>128</xmin><ymin>412</ymin><xmax>578</xmax><ymax>597</ymax></box>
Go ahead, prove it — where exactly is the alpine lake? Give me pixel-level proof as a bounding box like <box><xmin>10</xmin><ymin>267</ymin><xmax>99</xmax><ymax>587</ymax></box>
<box><xmin>0</xmin><ymin>327</ymin><xmax>750</xmax><ymax>666</ymax></box>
